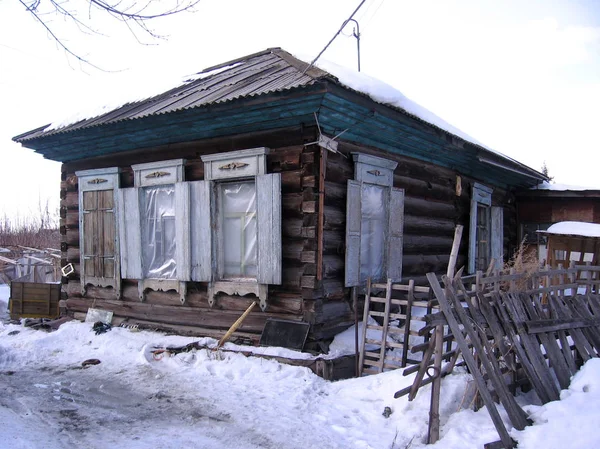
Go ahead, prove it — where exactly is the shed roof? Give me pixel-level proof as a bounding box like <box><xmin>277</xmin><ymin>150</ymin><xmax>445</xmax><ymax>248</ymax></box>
<box><xmin>541</xmin><ymin>221</ymin><xmax>600</xmax><ymax>238</ymax></box>
<box><xmin>13</xmin><ymin>48</ymin><xmax>546</xmax><ymax>188</ymax></box>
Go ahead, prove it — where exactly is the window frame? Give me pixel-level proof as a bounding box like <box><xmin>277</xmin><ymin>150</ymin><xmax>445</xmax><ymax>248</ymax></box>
<box><xmin>345</xmin><ymin>153</ymin><xmax>405</xmax><ymax>287</ymax></box>
<box><xmin>468</xmin><ymin>182</ymin><xmax>504</xmax><ymax>274</ymax></box>
<box><xmin>76</xmin><ymin>167</ymin><xmax>122</xmax><ymax>299</ymax></box>
<box><xmin>118</xmin><ymin>158</ymin><xmax>189</xmax><ymax>302</ymax></box>
<box><xmin>200</xmin><ymin>147</ymin><xmax>281</xmax><ymax>311</ymax></box>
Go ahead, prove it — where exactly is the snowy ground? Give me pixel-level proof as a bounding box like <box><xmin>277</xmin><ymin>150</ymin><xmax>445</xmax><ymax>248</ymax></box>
<box><xmin>1</xmin><ymin>284</ymin><xmax>600</xmax><ymax>449</ymax></box>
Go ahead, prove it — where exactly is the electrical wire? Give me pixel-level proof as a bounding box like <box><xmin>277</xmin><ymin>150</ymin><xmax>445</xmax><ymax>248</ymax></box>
<box><xmin>302</xmin><ymin>0</ymin><xmax>367</xmax><ymax>74</ymax></box>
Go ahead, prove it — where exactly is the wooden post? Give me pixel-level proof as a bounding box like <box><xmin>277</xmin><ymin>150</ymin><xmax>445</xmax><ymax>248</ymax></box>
<box><xmin>427</xmin><ymin>323</ymin><xmax>444</xmax><ymax>444</ymax></box>
<box><xmin>353</xmin><ymin>286</ymin><xmax>359</xmax><ymax>377</ymax></box>
<box><xmin>447</xmin><ymin>225</ymin><xmax>463</xmax><ymax>278</ymax></box>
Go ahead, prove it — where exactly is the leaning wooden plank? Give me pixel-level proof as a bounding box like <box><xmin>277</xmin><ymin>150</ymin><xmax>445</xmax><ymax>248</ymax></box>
<box><xmin>456</xmin><ymin>292</ymin><xmax>530</xmax><ymax>429</ymax></box>
<box><xmin>518</xmin><ymin>293</ymin><xmax>573</xmax><ymax>390</ymax></box>
<box><xmin>358</xmin><ymin>279</ymin><xmax>373</xmax><ymax>377</ymax></box>
<box><xmin>427</xmin><ymin>324</ymin><xmax>445</xmax><ymax>444</ymax></box>
<box><xmin>475</xmin><ymin>291</ymin><xmax>517</xmax><ymax>372</ymax></box>
<box><xmin>502</xmin><ymin>293</ymin><xmax>561</xmax><ymax>402</ymax></box>
<box><xmin>427</xmin><ymin>273</ymin><xmax>517</xmax><ymax>449</ymax></box>
<box><xmin>526</xmin><ymin>318</ymin><xmax>600</xmax><ymax>334</ymax></box>
<box><xmin>532</xmin><ymin>295</ymin><xmax>577</xmax><ymax>375</ymax></box>
<box><xmin>216</xmin><ymin>301</ymin><xmax>257</xmax><ymax>350</ymax></box>
<box><xmin>403</xmin><ymin>330</ymin><xmax>437</xmax><ymax>400</ymax></box>
<box><xmin>567</xmin><ymin>295</ymin><xmax>600</xmax><ymax>354</ymax></box>
<box><xmin>551</xmin><ymin>295</ymin><xmax>595</xmax><ymax>360</ymax></box>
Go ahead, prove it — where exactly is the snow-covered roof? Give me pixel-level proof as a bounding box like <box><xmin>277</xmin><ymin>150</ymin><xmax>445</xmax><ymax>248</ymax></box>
<box><xmin>531</xmin><ymin>181</ymin><xmax>600</xmax><ymax>191</ymax></box>
<box><xmin>13</xmin><ymin>48</ymin><xmax>496</xmax><ymax>152</ymax></box>
<box><xmin>542</xmin><ymin>221</ymin><xmax>600</xmax><ymax>238</ymax></box>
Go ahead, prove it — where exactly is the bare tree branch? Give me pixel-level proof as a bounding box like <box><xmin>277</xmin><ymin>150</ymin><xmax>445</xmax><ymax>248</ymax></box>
<box><xmin>17</xmin><ymin>0</ymin><xmax>202</xmax><ymax>70</ymax></box>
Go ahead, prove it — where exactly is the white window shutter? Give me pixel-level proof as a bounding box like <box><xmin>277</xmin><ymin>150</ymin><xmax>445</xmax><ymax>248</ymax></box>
<box><xmin>117</xmin><ymin>187</ymin><xmax>142</xmax><ymax>279</ymax></box>
<box><xmin>175</xmin><ymin>183</ymin><xmax>191</xmax><ymax>281</ymax></box>
<box><xmin>256</xmin><ymin>173</ymin><xmax>282</xmax><ymax>285</ymax></box>
<box><xmin>345</xmin><ymin>180</ymin><xmax>362</xmax><ymax>287</ymax></box>
<box><xmin>190</xmin><ymin>180</ymin><xmax>213</xmax><ymax>282</ymax></box>
<box><xmin>491</xmin><ymin>206</ymin><xmax>504</xmax><ymax>267</ymax></box>
<box><xmin>387</xmin><ymin>187</ymin><xmax>405</xmax><ymax>282</ymax></box>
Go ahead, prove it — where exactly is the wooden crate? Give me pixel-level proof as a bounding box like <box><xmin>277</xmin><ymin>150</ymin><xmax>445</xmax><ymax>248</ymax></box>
<box><xmin>9</xmin><ymin>281</ymin><xmax>61</xmax><ymax>320</ymax></box>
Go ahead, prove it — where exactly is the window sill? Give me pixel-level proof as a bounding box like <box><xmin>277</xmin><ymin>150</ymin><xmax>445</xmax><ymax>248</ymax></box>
<box><xmin>138</xmin><ymin>278</ymin><xmax>186</xmax><ymax>304</ymax></box>
<box><xmin>209</xmin><ymin>280</ymin><xmax>268</xmax><ymax>311</ymax></box>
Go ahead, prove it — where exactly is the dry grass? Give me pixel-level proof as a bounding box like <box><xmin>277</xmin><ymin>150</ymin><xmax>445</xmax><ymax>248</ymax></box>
<box><xmin>0</xmin><ymin>216</ymin><xmax>59</xmax><ymax>249</ymax></box>
<box><xmin>503</xmin><ymin>240</ymin><xmax>541</xmax><ymax>290</ymax></box>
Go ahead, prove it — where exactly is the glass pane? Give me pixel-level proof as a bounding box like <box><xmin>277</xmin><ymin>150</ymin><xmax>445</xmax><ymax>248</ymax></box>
<box><xmin>476</xmin><ymin>203</ymin><xmax>491</xmax><ymax>271</ymax></box>
<box><xmin>220</xmin><ymin>181</ymin><xmax>257</xmax><ymax>278</ymax></box>
<box><xmin>360</xmin><ymin>184</ymin><xmax>386</xmax><ymax>282</ymax></box>
<box><xmin>141</xmin><ymin>186</ymin><xmax>177</xmax><ymax>279</ymax></box>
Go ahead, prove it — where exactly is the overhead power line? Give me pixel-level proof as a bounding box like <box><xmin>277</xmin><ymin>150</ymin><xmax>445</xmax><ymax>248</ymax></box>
<box><xmin>303</xmin><ymin>0</ymin><xmax>367</xmax><ymax>74</ymax></box>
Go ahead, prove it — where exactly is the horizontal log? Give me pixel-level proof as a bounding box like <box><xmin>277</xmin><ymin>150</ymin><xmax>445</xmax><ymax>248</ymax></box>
<box><xmin>322</xmin><ymin>230</ymin><xmax>343</xmax><ymax>254</ymax></box>
<box><xmin>60</xmin><ymin>191</ymin><xmax>79</xmax><ymax>210</ymax></box>
<box><xmin>270</xmin><ymin>145</ymin><xmax>302</xmax><ymax>170</ymax></box>
<box><xmin>66</xmin><ymin>229</ymin><xmax>79</xmax><ymax>246</ymax></box>
<box><xmin>323</xmin><ymin>206</ymin><xmax>345</xmax><ymax>230</ymax></box>
<box><xmin>282</xmin><ymin>193</ymin><xmax>303</xmax><ymax>217</ymax></box>
<box><xmin>324</xmin><ymin>152</ymin><xmax>353</xmax><ymax>183</ymax></box>
<box><xmin>67</xmin><ymin>247</ymin><xmax>80</xmax><ymax>262</ymax></box>
<box><xmin>403</xmin><ymin>234</ymin><xmax>454</xmax><ymax>254</ymax></box>
<box><xmin>402</xmin><ymin>254</ymin><xmax>451</xmax><ymax>275</ymax></box>
<box><xmin>394</xmin><ymin>174</ymin><xmax>456</xmax><ymax>202</ymax></box>
<box><xmin>65</xmin><ymin>211</ymin><xmax>79</xmax><ymax>227</ymax></box>
<box><xmin>403</xmin><ymin>215</ymin><xmax>456</xmax><ymax>236</ymax></box>
<box><xmin>302</xmin><ymin>201</ymin><xmax>316</xmax><ymax>214</ymax></box>
<box><xmin>404</xmin><ymin>196</ymin><xmax>457</xmax><ymax>219</ymax></box>
<box><xmin>324</xmin><ymin>180</ymin><xmax>346</xmax><ymax>201</ymax></box>
<box><xmin>302</xmin><ymin>175</ymin><xmax>316</xmax><ymax>188</ymax></box>
<box><xmin>281</xmin><ymin>170</ymin><xmax>303</xmax><ymax>192</ymax></box>
<box><xmin>65</xmin><ymin>297</ymin><xmax>303</xmax><ymax>333</ymax></box>
<box><xmin>282</xmin><ymin>240</ymin><xmax>305</xmax><ymax>261</ymax></box>
<box><xmin>322</xmin><ymin>255</ymin><xmax>344</xmax><ymax>279</ymax></box>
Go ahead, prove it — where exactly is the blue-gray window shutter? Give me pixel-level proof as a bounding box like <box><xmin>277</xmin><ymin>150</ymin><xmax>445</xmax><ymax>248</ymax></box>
<box><xmin>118</xmin><ymin>187</ymin><xmax>142</xmax><ymax>279</ymax></box>
<box><xmin>468</xmin><ymin>183</ymin><xmax>493</xmax><ymax>274</ymax></box>
<box><xmin>387</xmin><ymin>187</ymin><xmax>405</xmax><ymax>282</ymax></box>
<box><xmin>256</xmin><ymin>173</ymin><xmax>282</xmax><ymax>285</ymax></box>
<box><xmin>190</xmin><ymin>180</ymin><xmax>213</xmax><ymax>282</ymax></box>
<box><xmin>491</xmin><ymin>206</ymin><xmax>504</xmax><ymax>267</ymax></box>
<box><xmin>345</xmin><ymin>180</ymin><xmax>362</xmax><ymax>287</ymax></box>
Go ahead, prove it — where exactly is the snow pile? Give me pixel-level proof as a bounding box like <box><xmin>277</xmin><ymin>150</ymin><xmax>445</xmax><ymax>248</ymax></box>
<box><xmin>2</xmin><ymin>283</ymin><xmax>600</xmax><ymax>448</ymax></box>
<box><xmin>544</xmin><ymin>221</ymin><xmax>600</xmax><ymax>238</ymax></box>
<box><xmin>513</xmin><ymin>358</ymin><xmax>600</xmax><ymax>449</ymax></box>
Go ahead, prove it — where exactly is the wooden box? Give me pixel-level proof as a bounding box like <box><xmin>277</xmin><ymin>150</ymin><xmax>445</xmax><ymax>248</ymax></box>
<box><xmin>9</xmin><ymin>281</ymin><xmax>61</xmax><ymax>320</ymax></box>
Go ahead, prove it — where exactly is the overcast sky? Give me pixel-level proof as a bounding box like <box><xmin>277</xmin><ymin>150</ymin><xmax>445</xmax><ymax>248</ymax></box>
<box><xmin>1</xmin><ymin>0</ymin><xmax>599</xmax><ymax>220</ymax></box>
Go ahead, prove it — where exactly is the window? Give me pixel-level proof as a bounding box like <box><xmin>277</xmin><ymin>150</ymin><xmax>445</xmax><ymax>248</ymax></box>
<box><xmin>468</xmin><ymin>183</ymin><xmax>504</xmax><ymax>273</ymax></box>
<box><xmin>219</xmin><ymin>181</ymin><xmax>257</xmax><ymax>278</ymax></box>
<box><xmin>345</xmin><ymin>153</ymin><xmax>405</xmax><ymax>287</ymax></box>
<box><xmin>141</xmin><ymin>186</ymin><xmax>176</xmax><ymax>279</ymax></box>
<box><xmin>118</xmin><ymin>159</ymin><xmax>189</xmax><ymax>302</ymax></box>
<box><xmin>76</xmin><ymin>167</ymin><xmax>121</xmax><ymax>298</ymax></box>
<box><xmin>200</xmin><ymin>147</ymin><xmax>282</xmax><ymax>310</ymax></box>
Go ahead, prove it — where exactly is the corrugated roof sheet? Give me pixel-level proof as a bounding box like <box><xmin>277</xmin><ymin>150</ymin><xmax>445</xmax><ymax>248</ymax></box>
<box><xmin>15</xmin><ymin>48</ymin><xmax>326</xmax><ymax>141</ymax></box>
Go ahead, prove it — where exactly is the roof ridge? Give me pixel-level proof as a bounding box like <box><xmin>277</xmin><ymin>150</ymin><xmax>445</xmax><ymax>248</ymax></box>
<box><xmin>199</xmin><ymin>47</ymin><xmax>282</xmax><ymax>74</ymax></box>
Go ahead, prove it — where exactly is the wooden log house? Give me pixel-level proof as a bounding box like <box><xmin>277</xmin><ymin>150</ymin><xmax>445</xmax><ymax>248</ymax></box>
<box><xmin>13</xmin><ymin>48</ymin><xmax>547</xmax><ymax>348</ymax></box>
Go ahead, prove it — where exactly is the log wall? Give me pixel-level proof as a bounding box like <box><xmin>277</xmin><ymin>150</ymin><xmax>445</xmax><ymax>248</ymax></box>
<box><xmin>59</xmin><ymin>125</ymin><xmax>517</xmax><ymax>346</ymax></box>
<box><xmin>60</xmin><ymin>126</ymin><xmax>328</xmax><ymax>345</ymax></box>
